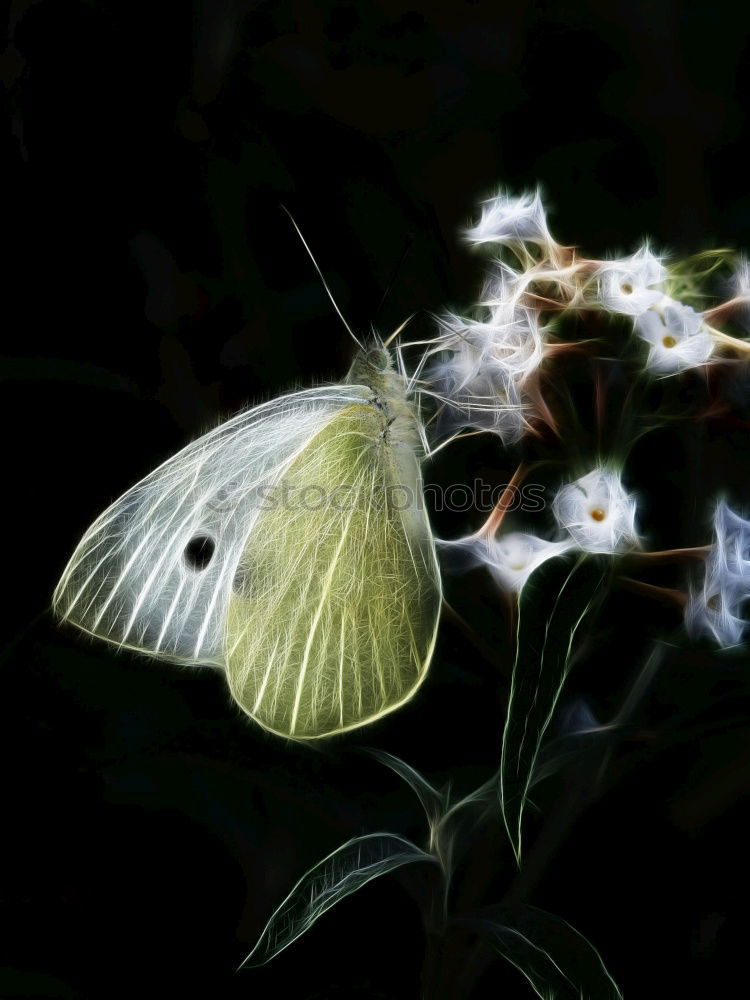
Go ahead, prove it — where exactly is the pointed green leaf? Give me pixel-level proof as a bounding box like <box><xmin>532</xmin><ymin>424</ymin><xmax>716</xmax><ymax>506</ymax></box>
<box><xmin>500</xmin><ymin>555</ymin><xmax>608</xmax><ymax>862</ymax></box>
<box><xmin>462</xmin><ymin>903</ymin><xmax>622</xmax><ymax>999</ymax></box>
<box><xmin>367</xmin><ymin>749</ymin><xmax>447</xmax><ymax>823</ymax></box>
<box><xmin>240</xmin><ymin>832</ymin><xmax>435</xmax><ymax>968</ymax></box>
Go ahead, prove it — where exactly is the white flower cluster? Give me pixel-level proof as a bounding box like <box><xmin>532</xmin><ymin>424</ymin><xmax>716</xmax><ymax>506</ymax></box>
<box><xmin>441</xmin><ymin>467</ymin><xmax>638</xmax><ymax>595</ymax></box>
<box><xmin>430</xmin><ymin>186</ymin><xmax>750</xmax><ymax>634</ymax></box>
<box><xmin>426</xmin><ymin>190</ymin><xmax>729</xmax><ymax>458</ymax></box>
<box><xmin>686</xmin><ymin>501</ymin><xmax>750</xmax><ymax>647</ymax></box>
<box><xmin>596</xmin><ymin>246</ymin><xmax>714</xmax><ymax>374</ymax></box>
<box><xmin>427</xmin><ymin>192</ymin><xmax>556</xmax><ymax>443</ymax></box>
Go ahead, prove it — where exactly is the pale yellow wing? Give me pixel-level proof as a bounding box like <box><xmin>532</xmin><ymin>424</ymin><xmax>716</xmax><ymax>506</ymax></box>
<box><xmin>225</xmin><ymin>402</ymin><xmax>441</xmax><ymax>739</ymax></box>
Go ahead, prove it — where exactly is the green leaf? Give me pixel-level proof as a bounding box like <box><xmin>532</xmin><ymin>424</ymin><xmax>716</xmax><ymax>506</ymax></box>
<box><xmin>367</xmin><ymin>749</ymin><xmax>447</xmax><ymax>824</ymax></box>
<box><xmin>500</xmin><ymin>555</ymin><xmax>608</xmax><ymax>862</ymax></box>
<box><xmin>461</xmin><ymin>903</ymin><xmax>622</xmax><ymax>999</ymax></box>
<box><xmin>239</xmin><ymin>833</ymin><xmax>435</xmax><ymax>968</ymax></box>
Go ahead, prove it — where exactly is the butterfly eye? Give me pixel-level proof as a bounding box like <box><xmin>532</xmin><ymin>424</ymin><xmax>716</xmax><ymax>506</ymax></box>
<box><xmin>184</xmin><ymin>535</ymin><xmax>216</xmax><ymax>570</ymax></box>
<box><xmin>366</xmin><ymin>348</ymin><xmax>390</xmax><ymax>371</ymax></box>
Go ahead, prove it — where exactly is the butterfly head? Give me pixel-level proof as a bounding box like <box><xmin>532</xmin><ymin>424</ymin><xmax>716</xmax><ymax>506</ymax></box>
<box><xmin>347</xmin><ymin>342</ymin><xmax>397</xmax><ymax>389</ymax></box>
<box><xmin>363</xmin><ymin>345</ymin><xmax>392</xmax><ymax>372</ymax></box>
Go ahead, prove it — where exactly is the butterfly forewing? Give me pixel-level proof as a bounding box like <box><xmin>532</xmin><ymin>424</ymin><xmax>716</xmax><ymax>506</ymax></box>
<box><xmin>53</xmin><ymin>387</ymin><xmax>370</xmax><ymax>663</ymax></box>
<box><xmin>225</xmin><ymin>401</ymin><xmax>441</xmax><ymax>739</ymax></box>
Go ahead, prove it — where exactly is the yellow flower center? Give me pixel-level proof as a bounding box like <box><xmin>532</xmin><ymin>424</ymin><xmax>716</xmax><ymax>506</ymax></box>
<box><xmin>590</xmin><ymin>508</ymin><xmax>607</xmax><ymax>522</ymax></box>
<box><xmin>662</xmin><ymin>335</ymin><xmax>677</xmax><ymax>348</ymax></box>
<box><xmin>620</xmin><ymin>282</ymin><xmax>633</xmax><ymax>294</ymax></box>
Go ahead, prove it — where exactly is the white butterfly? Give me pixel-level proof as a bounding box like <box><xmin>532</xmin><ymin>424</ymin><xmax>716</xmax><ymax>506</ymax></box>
<box><xmin>53</xmin><ymin>345</ymin><xmax>442</xmax><ymax>740</ymax></box>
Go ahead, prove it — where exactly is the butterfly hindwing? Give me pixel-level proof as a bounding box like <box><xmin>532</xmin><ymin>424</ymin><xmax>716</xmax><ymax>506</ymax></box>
<box><xmin>225</xmin><ymin>400</ymin><xmax>441</xmax><ymax>738</ymax></box>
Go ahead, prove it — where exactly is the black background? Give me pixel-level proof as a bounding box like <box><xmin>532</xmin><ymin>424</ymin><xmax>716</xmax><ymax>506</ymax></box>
<box><xmin>3</xmin><ymin>1</ymin><xmax>750</xmax><ymax>997</ymax></box>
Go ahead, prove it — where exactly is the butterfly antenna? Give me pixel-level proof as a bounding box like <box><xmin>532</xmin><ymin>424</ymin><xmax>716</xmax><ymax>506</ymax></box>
<box><xmin>372</xmin><ymin>233</ymin><xmax>415</xmax><ymax>322</ymax></box>
<box><xmin>383</xmin><ymin>312</ymin><xmax>415</xmax><ymax>349</ymax></box>
<box><xmin>281</xmin><ymin>205</ymin><xmax>365</xmax><ymax>350</ymax></box>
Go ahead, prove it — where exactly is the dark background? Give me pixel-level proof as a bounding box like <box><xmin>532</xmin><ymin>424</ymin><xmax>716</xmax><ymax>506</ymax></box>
<box><xmin>3</xmin><ymin>1</ymin><xmax>750</xmax><ymax>996</ymax></box>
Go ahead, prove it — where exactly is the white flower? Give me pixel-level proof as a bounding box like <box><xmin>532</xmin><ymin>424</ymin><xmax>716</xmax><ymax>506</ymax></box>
<box><xmin>734</xmin><ymin>256</ymin><xmax>750</xmax><ymax>298</ymax></box>
<box><xmin>464</xmin><ymin>189</ymin><xmax>552</xmax><ymax>247</ymax></box>
<box><xmin>635</xmin><ymin>298</ymin><xmax>713</xmax><ymax>373</ymax></box>
<box><xmin>440</xmin><ymin>305</ymin><xmax>542</xmax><ymax>382</ymax></box>
<box><xmin>430</xmin><ymin>341</ymin><xmax>527</xmax><ymax>442</ymax></box>
<box><xmin>440</xmin><ymin>532</ymin><xmax>573</xmax><ymax>593</ymax></box>
<box><xmin>730</xmin><ymin>256</ymin><xmax>750</xmax><ymax>330</ymax></box>
<box><xmin>686</xmin><ymin>501</ymin><xmax>750</xmax><ymax>647</ymax></box>
<box><xmin>596</xmin><ymin>246</ymin><xmax>667</xmax><ymax>316</ymax></box>
<box><xmin>428</xmin><ymin>303</ymin><xmax>544</xmax><ymax>442</ymax></box>
<box><xmin>484</xmin><ymin>532</ymin><xmax>574</xmax><ymax>591</ymax></box>
<box><xmin>552</xmin><ymin>467</ymin><xmax>638</xmax><ymax>554</ymax></box>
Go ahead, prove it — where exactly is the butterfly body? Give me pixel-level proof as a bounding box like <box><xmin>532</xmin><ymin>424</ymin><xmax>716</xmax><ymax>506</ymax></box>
<box><xmin>53</xmin><ymin>345</ymin><xmax>441</xmax><ymax>739</ymax></box>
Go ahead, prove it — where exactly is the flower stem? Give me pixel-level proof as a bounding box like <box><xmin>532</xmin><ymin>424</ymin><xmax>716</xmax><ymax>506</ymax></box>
<box><xmin>617</xmin><ymin>576</ymin><xmax>688</xmax><ymax>607</ymax></box>
<box><xmin>475</xmin><ymin>463</ymin><xmax>528</xmax><ymax>540</ymax></box>
<box><xmin>622</xmin><ymin>545</ymin><xmax>711</xmax><ymax>564</ymax></box>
